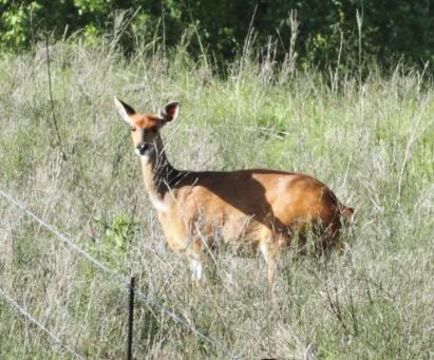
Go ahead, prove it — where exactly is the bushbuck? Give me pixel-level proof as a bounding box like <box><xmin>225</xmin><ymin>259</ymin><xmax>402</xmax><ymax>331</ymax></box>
<box><xmin>114</xmin><ymin>97</ymin><xmax>354</xmax><ymax>285</ymax></box>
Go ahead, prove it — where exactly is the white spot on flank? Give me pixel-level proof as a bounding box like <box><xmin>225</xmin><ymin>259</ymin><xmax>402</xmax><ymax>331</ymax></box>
<box><xmin>149</xmin><ymin>193</ymin><xmax>169</xmax><ymax>213</ymax></box>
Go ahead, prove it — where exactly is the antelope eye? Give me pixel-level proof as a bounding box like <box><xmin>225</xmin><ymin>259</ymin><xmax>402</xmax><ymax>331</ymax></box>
<box><xmin>131</xmin><ymin>126</ymin><xmax>136</xmax><ymax>132</ymax></box>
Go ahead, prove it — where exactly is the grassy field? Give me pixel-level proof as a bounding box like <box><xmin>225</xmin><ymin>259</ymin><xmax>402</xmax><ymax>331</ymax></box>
<box><xmin>0</xmin><ymin>39</ymin><xmax>433</xmax><ymax>359</ymax></box>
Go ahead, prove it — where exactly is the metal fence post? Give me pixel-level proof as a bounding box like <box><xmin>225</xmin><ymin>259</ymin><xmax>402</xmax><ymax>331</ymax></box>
<box><xmin>127</xmin><ymin>276</ymin><xmax>135</xmax><ymax>360</ymax></box>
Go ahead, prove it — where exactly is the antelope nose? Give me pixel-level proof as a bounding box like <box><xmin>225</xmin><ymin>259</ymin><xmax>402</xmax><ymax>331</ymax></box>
<box><xmin>136</xmin><ymin>143</ymin><xmax>148</xmax><ymax>155</ymax></box>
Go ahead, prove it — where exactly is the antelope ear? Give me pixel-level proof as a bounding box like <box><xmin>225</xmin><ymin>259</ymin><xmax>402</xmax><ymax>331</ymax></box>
<box><xmin>114</xmin><ymin>96</ymin><xmax>136</xmax><ymax>125</ymax></box>
<box><xmin>161</xmin><ymin>101</ymin><xmax>179</xmax><ymax>123</ymax></box>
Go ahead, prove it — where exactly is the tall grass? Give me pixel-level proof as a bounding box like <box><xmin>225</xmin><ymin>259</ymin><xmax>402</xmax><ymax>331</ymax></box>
<box><xmin>0</xmin><ymin>36</ymin><xmax>433</xmax><ymax>359</ymax></box>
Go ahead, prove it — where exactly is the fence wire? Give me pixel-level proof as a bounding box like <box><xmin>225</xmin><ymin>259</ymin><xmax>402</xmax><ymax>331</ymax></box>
<box><xmin>0</xmin><ymin>286</ymin><xmax>85</xmax><ymax>360</ymax></box>
<box><xmin>0</xmin><ymin>189</ymin><xmax>238</xmax><ymax>359</ymax></box>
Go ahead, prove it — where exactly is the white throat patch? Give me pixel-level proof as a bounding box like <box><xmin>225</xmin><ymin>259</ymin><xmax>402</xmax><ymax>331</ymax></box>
<box><xmin>137</xmin><ymin>150</ymin><xmax>150</xmax><ymax>162</ymax></box>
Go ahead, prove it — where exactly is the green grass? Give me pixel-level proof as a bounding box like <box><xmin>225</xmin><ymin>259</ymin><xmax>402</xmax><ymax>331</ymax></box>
<box><xmin>0</xmin><ymin>39</ymin><xmax>433</xmax><ymax>359</ymax></box>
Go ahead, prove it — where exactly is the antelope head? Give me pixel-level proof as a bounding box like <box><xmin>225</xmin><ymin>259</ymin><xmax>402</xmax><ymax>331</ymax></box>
<box><xmin>113</xmin><ymin>97</ymin><xmax>179</xmax><ymax>162</ymax></box>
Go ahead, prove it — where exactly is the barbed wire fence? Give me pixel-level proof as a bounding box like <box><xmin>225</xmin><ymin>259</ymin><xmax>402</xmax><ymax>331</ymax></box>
<box><xmin>0</xmin><ymin>189</ymin><xmax>238</xmax><ymax>359</ymax></box>
<box><xmin>0</xmin><ymin>286</ymin><xmax>86</xmax><ymax>360</ymax></box>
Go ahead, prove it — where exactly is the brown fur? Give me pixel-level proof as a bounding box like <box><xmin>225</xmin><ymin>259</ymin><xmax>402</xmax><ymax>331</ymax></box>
<box><xmin>114</xmin><ymin>97</ymin><xmax>354</xmax><ymax>285</ymax></box>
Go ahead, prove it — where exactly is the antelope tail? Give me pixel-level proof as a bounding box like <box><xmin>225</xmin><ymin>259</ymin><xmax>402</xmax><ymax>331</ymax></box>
<box><xmin>340</xmin><ymin>205</ymin><xmax>355</xmax><ymax>224</ymax></box>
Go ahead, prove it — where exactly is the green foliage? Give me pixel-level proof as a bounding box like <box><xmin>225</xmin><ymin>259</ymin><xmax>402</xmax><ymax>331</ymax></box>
<box><xmin>0</xmin><ymin>1</ymin><xmax>39</xmax><ymax>51</ymax></box>
<box><xmin>256</xmin><ymin>100</ymin><xmax>292</xmax><ymax>138</ymax></box>
<box><xmin>101</xmin><ymin>213</ymin><xmax>135</xmax><ymax>253</ymax></box>
<box><xmin>88</xmin><ymin>213</ymin><xmax>137</xmax><ymax>271</ymax></box>
<box><xmin>1</xmin><ymin>0</ymin><xmax>434</xmax><ymax>68</ymax></box>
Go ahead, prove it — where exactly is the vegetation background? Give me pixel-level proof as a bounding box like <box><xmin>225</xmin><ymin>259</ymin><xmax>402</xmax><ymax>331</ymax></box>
<box><xmin>0</xmin><ymin>1</ymin><xmax>434</xmax><ymax>359</ymax></box>
<box><xmin>1</xmin><ymin>0</ymin><xmax>434</xmax><ymax>67</ymax></box>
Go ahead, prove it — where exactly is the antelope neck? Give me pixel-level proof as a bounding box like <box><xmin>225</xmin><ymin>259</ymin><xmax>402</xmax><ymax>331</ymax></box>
<box><xmin>140</xmin><ymin>136</ymin><xmax>183</xmax><ymax>197</ymax></box>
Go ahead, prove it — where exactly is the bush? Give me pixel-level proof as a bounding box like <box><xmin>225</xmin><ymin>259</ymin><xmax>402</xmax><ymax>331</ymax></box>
<box><xmin>1</xmin><ymin>0</ymin><xmax>434</xmax><ymax>69</ymax></box>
